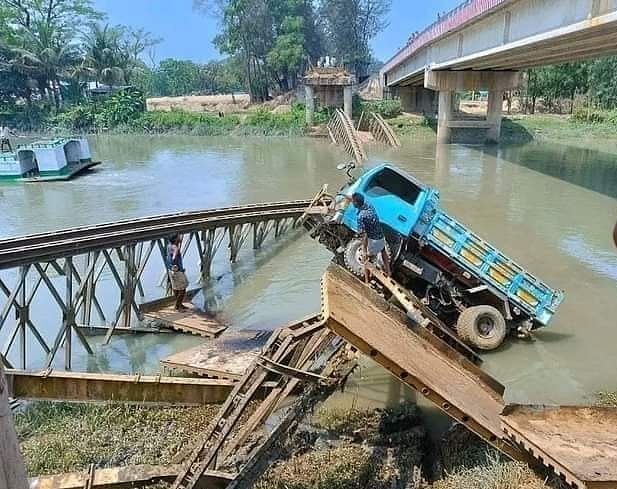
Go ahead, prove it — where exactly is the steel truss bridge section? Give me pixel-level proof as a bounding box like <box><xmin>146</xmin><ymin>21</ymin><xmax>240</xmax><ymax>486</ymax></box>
<box><xmin>0</xmin><ymin>201</ymin><xmax>309</xmax><ymax>370</ymax></box>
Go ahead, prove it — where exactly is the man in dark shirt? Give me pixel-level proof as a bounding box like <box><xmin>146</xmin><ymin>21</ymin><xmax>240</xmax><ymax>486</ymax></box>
<box><xmin>352</xmin><ymin>192</ymin><xmax>391</xmax><ymax>283</ymax></box>
<box><xmin>613</xmin><ymin>220</ymin><xmax>617</xmax><ymax>248</ymax></box>
<box><xmin>166</xmin><ymin>234</ymin><xmax>189</xmax><ymax>311</ymax></box>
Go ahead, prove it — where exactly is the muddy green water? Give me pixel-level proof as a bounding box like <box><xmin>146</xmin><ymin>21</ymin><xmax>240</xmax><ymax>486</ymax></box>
<box><xmin>1</xmin><ymin>134</ymin><xmax>616</xmax><ymax>410</ymax></box>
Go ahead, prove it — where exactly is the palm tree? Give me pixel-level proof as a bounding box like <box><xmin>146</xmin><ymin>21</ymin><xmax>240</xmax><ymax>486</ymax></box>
<box><xmin>83</xmin><ymin>24</ymin><xmax>127</xmax><ymax>88</ymax></box>
<box><xmin>10</xmin><ymin>22</ymin><xmax>78</xmax><ymax>110</ymax></box>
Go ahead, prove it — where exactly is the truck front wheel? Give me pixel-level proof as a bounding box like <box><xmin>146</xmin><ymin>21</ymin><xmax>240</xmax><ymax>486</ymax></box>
<box><xmin>456</xmin><ymin>305</ymin><xmax>506</xmax><ymax>351</ymax></box>
<box><xmin>343</xmin><ymin>238</ymin><xmax>390</xmax><ymax>278</ymax></box>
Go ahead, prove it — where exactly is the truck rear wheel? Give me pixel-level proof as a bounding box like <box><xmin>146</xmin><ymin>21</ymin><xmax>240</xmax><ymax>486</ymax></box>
<box><xmin>456</xmin><ymin>305</ymin><xmax>506</xmax><ymax>351</ymax></box>
<box><xmin>343</xmin><ymin>238</ymin><xmax>390</xmax><ymax>278</ymax></box>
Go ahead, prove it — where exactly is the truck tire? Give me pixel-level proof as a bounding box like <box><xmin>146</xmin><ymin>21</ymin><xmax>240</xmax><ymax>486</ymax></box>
<box><xmin>343</xmin><ymin>238</ymin><xmax>390</xmax><ymax>278</ymax></box>
<box><xmin>456</xmin><ymin>305</ymin><xmax>506</xmax><ymax>351</ymax></box>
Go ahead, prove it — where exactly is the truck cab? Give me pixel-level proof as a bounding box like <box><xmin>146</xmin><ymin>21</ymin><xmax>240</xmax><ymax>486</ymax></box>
<box><xmin>339</xmin><ymin>164</ymin><xmax>437</xmax><ymax>238</ymax></box>
<box><xmin>336</xmin><ymin>165</ymin><xmax>438</xmax><ymax>236</ymax></box>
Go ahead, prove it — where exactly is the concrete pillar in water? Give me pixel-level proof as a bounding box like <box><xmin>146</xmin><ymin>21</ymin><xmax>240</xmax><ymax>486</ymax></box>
<box><xmin>437</xmin><ymin>91</ymin><xmax>453</xmax><ymax>144</ymax></box>
<box><xmin>343</xmin><ymin>86</ymin><xmax>353</xmax><ymax>120</ymax></box>
<box><xmin>486</xmin><ymin>90</ymin><xmax>504</xmax><ymax>143</ymax></box>
<box><xmin>305</xmin><ymin>85</ymin><xmax>315</xmax><ymax>125</ymax></box>
<box><xmin>0</xmin><ymin>364</ymin><xmax>28</xmax><ymax>489</ymax></box>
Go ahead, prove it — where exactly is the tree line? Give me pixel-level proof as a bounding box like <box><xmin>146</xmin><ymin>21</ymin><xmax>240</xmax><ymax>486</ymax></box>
<box><xmin>524</xmin><ymin>57</ymin><xmax>617</xmax><ymax>114</ymax></box>
<box><xmin>0</xmin><ymin>0</ymin><xmax>393</xmax><ymax>118</ymax></box>
<box><xmin>193</xmin><ymin>0</ymin><xmax>391</xmax><ymax>101</ymax></box>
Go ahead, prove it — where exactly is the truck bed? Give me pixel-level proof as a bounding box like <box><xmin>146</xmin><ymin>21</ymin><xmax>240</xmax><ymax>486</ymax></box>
<box><xmin>422</xmin><ymin>211</ymin><xmax>564</xmax><ymax>325</ymax></box>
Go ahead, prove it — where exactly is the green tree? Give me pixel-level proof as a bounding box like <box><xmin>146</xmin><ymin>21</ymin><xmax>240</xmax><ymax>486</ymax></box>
<box><xmin>195</xmin><ymin>0</ymin><xmax>322</xmax><ymax>100</ymax></box>
<box><xmin>152</xmin><ymin>58</ymin><xmax>202</xmax><ymax>96</ymax></box>
<box><xmin>588</xmin><ymin>56</ymin><xmax>617</xmax><ymax>109</ymax></box>
<box><xmin>82</xmin><ymin>24</ymin><xmax>125</xmax><ymax>87</ymax></box>
<box><xmin>318</xmin><ymin>0</ymin><xmax>391</xmax><ymax>80</ymax></box>
<box><xmin>10</xmin><ymin>22</ymin><xmax>79</xmax><ymax>109</ymax></box>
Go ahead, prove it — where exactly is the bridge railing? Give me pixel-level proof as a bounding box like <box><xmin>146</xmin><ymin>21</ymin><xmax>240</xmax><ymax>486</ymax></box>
<box><xmin>382</xmin><ymin>0</ymin><xmax>508</xmax><ymax>75</ymax></box>
<box><xmin>0</xmin><ymin>201</ymin><xmax>309</xmax><ymax>371</ymax></box>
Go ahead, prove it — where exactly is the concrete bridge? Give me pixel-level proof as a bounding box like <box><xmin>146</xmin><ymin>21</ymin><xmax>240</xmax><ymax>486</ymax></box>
<box><xmin>380</xmin><ymin>0</ymin><xmax>617</xmax><ymax>142</ymax></box>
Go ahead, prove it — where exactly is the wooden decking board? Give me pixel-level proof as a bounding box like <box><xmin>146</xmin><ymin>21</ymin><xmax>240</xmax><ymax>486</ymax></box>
<box><xmin>501</xmin><ymin>405</ymin><xmax>617</xmax><ymax>488</ymax></box>
<box><xmin>322</xmin><ymin>264</ymin><xmax>518</xmax><ymax>458</ymax></box>
<box><xmin>143</xmin><ymin>303</ymin><xmax>227</xmax><ymax>338</ymax></box>
<box><xmin>161</xmin><ymin>330</ymin><xmax>271</xmax><ymax>380</ymax></box>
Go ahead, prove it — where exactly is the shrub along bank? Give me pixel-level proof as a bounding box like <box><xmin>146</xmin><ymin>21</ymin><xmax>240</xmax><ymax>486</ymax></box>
<box><xmin>8</xmin><ymin>89</ymin><xmax>406</xmax><ymax>137</ymax></box>
<box><xmin>10</xmin><ymin>88</ymin><xmax>338</xmax><ymax>137</ymax></box>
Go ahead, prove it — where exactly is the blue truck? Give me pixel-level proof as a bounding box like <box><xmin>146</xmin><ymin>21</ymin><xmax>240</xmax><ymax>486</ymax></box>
<box><xmin>304</xmin><ymin>163</ymin><xmax>564</xmax><ymax>350</ymax></box>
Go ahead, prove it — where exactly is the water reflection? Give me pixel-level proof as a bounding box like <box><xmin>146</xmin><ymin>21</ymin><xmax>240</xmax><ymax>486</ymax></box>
<box><xmin>489</xmin><ymin>142</ymin><xmax>617</xmax><ymax>199</ymax></box>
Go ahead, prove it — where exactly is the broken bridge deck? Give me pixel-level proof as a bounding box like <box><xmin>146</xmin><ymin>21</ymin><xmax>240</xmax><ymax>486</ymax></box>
<box><xmin>321</xmin><ymin>264</ymin><xmax>617</xmax><ymax>487</ymax></box>
<box><xmin>502</xmin><ymin>405</ymin><xmax>617</xmax><ymax>489</ymax></box>
<box><xmin>143</xmin><ymin>303</ymin><xmax>227</xmax><ymax>338</ymax></box>
<box><xmin>161</xmin><ymin>329</ymin><xmax>271</xmax><ymax>380</ymax></box>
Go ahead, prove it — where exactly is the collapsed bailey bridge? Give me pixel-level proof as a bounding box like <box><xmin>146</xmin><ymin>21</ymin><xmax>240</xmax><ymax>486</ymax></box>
<box><xmin>0</xmin><ymin>201</ymin><xmax>616</xmax><ymax>489</ymax></box>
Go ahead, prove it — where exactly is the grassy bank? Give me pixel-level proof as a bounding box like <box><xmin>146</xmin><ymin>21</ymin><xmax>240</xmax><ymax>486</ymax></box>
<box><xmin>254</xmin><ymin>403</ymin><xmax>559</xmax><ymax>489</ymax></box>
<box><xmin>386</xmin><ymin>111</ymin><xmax>617</xmax><ymax>147</ymax></box>
<box><xmin>17</xmin><ymin>399</ymin><xmax>601</xmax><ymax>488</ymax></box>
<box><xmin>15</xmin><ymin>401</ymin><xmax>217</xmax><ymax>477</ymax></box>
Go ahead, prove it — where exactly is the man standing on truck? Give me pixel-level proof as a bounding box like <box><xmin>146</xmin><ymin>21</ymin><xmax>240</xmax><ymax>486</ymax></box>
<box><xmin>352</xmin><ymin>192</ymin><xmax>391</xmax><ymax>283</ymax></box>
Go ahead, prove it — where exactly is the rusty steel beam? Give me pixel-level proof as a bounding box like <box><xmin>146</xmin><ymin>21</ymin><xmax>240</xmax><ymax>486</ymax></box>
<box><xmin>4</xmin><ymin>369</ymin><xmax>250</xmax><ymax>405</ymax></box>
<box><xmin>0</xmin><ymin>201</ymin><xmax>310</xmax><ymax>252</ymax></box>
<box><xmin>0</xmin><ymin>201</ymin><xmax>310</xmax><ymax>269</ymax></box>
<box><xmin>29</xmin><ymin>464</ymin><xmax>234</xmax><ymax>489</ymax></box>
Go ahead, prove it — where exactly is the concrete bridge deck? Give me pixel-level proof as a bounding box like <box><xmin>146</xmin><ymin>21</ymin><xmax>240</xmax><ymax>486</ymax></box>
<box><xmin>380</xmin><ymin>0</ymin><xmax>617</xmax><ymax>143</ymax></box>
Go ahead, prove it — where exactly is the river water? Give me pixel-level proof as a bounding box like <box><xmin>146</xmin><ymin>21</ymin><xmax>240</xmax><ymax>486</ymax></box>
<box><xmin>1</xmin><ymin>134</ymin><xmax>616</xmax><ymax>409</ymax></box>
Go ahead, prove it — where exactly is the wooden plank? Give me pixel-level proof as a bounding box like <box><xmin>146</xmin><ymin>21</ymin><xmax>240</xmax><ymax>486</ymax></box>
<box><xmin>501</xmin><ymin>405</ymin><xmax>617</xmax><ymax>489</ymax></box>
<box><xmin>139</xmin><ymin>289</ymin><xmax>201</xmax><ymax>314</ymax></box>
<box><xmin>5</xmin><ymin>369</ymin><xmax>239</xmax><ymax>405</ymax></box>
<box><xmin>322</xmin><ymin>264</ymin><xmax>526</xmax><ymax>462</ymax></box>
<box><xmin>29</xmin><ymin>465</ymin><xmax>234</xmax><ymax>489</ymax></box>
<box><xmin>143</xmin><ymin>303</ymin><xmax>227</xmax><ymax>338</ymax></box>
<box><xmin>76</xmin><ymin>324</ymin><xmax>171</xmax><ymax>336</ymax></box>
<box><xmin>256</xmin><ymin>356</ymin><xmax>330</xmax><ymax>383</ymax></box>
<box><xmin>161</xmin><ymin>330</ymin><xmax>270</xmax><ymax>380</ymax></box>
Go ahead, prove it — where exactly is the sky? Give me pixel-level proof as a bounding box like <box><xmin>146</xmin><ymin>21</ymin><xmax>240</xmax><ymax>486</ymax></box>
<box><xmin>93</xmin><ymin>0</ymin><xmax>463</xmax><ymax>64</ymax></box>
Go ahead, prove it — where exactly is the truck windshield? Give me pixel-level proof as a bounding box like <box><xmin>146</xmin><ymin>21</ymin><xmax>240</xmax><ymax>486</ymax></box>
<box><xmin>365</xmin><ymin>168</ymin><xmax>422</xmax><ymax>206</ymax></box>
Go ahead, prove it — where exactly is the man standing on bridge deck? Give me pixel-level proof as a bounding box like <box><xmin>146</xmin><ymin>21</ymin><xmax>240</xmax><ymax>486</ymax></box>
<box><xmin>352</xmin><ymin>192</ymin><xmax>391</xmax><ymax>283</ymax></box>
<box><xmin>167</xmin><ymin>234</ymin><xmax>189</xmax><ymax>311</ymax></box>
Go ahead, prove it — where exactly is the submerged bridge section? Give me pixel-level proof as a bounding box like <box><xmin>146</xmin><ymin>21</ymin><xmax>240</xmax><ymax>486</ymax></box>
<box><xmin>322</xmin><ymin>264</ymin><xmax>617</xmax><ymax>489</ymax></box>
<box><xmin>0</xmin><ymin>201</ymin><xmax>309</xmax><ymax>370</ymax></box>
<box><xmin>381</xmin><ymin>0</ymin><xmax>617</xmax><ymax>142</ymax></box>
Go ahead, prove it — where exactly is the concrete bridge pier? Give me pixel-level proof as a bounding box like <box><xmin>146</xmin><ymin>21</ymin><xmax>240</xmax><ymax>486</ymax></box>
<box><xmin>425</xmin><ymin>69</ymin><xmax>522</xmax><ymax>144</ymax></box>
<box><xmin>486</xmin><ymin>89</ymin><xmax>504</xmax><ymax>143</ymax></box>
<box><xmin>437</xmin><ymin>91</ymin><xmax>453</xmax><ymax>144</ymax></box>
<box><xmin>400</xmin><ymin>86</ymin><xmax>438</xmax><ymax>115</ymax></box>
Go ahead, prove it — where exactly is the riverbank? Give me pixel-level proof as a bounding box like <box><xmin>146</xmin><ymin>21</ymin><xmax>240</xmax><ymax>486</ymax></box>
<box><xmin>13</xmin><ymin>91</ymin><xmax>617</xmax><ymax>147</ymax></box>
<box><xmin>20</xmin><ymin>396</ymin><xmax>617</xmax><ymax>487</ymax></box>
<box><xmin>15</xmin><ymin>402</ymin><xmax>218</xmax><ymax>477</ymax></box>
<box><xmin>15</xmin><ymin>400</ymin><xmax>558</xmax><ymax>488</ymax></box>
<box><xmin>386</xmin><ymin>112</ymin><xmax>617</xmax><ymax>148</ymax></box>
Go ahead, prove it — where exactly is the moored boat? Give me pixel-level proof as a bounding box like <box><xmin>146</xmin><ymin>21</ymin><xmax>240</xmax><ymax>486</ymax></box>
<box><xmin>0</xmin><ymin>137</ymin><xmax>101</xmax><ymax>182</ymax></box>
